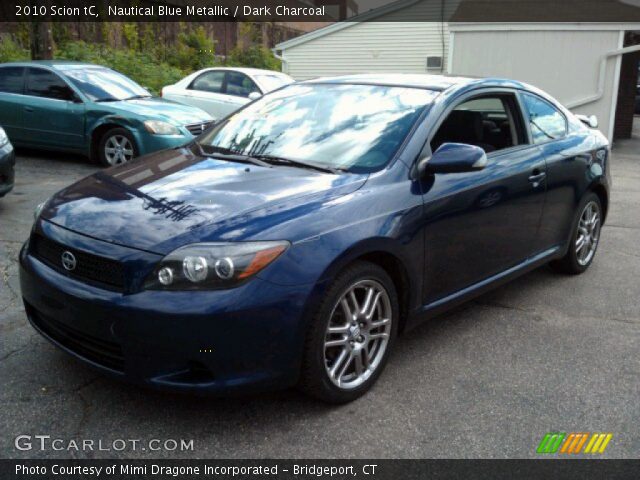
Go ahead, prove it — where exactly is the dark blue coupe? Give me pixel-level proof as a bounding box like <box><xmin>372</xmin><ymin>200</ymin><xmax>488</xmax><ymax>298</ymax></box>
<box><xmin>20</xmin><ymin>75</ymin><xmax>610</xmax><ymax>403</ymax></box>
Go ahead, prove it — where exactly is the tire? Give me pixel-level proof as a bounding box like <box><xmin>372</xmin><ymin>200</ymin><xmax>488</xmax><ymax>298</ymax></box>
<box><xmin>299</xmin><ymin>261</ymin><xmax>399</xmax><ymax>403</ymax></box>
<box><xmin>550</xmin><ymin>192</ymin><xmax>602</xmax><ymax>274</ymax></box>
<box><xmin>97</xmin><ymin>128</ymin><xmax>138</xmax><ymax>167</ymax></box>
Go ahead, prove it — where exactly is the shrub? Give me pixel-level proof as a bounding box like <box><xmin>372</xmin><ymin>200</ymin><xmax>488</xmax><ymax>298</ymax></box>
<box><xmin>227</xmin><ymin>45</ymin><xmax>281</xmax><ymax>71</ymax></box>
<box><xmin>55</xmin><ymin>40</ymin><xmax>184</xmax><ymax>95</ymax></box>
<box><xmin>0</xmin><ymin>26</ymin><xmax>282</xmax><ymax>95</ymax></box>
<box><xmin>0</xmin><ymin>37</ymin><xmax>29</xmax><ymax>62</ymax></box>
<box><xmin>164</xmin><ymin>26</ymin><xmax>219</xmax><ymax>71</ymax></box>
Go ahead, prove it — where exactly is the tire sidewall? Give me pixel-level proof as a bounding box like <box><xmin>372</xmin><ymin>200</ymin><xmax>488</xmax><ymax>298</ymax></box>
<box><xmin>303</xmin><ymin>262</ymin><xmax>400</xmax><ymax>403</ymax></box>
<box><xmin>97</xmin><ymin>128</ymin><xmax>138</xmax><ymax>167</ymax></box>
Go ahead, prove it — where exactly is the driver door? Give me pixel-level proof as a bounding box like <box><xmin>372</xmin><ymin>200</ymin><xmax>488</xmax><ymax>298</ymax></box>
<box><xmin>419</xmin><ymin>90</ymin><xmax>547</xmax><ymax>304</ymax></box>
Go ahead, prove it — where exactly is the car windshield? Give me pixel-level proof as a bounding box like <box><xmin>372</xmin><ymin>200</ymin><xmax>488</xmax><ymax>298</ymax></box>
<box><xmin>59</xmin><ymin>66</ymin><xmax>150</xmax><ymax>102</ymax></box>
<box><xmin>198</xmin><ymin>83</ymin><xmax>438</xmax><ymax>173</ymax></box>
<box><xmin>255</xmin><ymin>74</ymin><xmax>293</xmax><ymax>92</ymax></box>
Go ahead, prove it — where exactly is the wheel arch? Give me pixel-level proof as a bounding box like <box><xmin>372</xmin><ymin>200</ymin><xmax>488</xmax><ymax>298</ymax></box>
<box><xmin>314</xmin><ymin>240</ymin><xmax>417</xmax><ymax>335</ymax></box>
<box><xmin>89</xmin><ymin>118</ymin><xmax>135</xmax><ymax>162</ymax></box>
<box><xmin>589</xmin><ymin>182</ymin><xmax>609</xmax><ymax>224</ymax></box>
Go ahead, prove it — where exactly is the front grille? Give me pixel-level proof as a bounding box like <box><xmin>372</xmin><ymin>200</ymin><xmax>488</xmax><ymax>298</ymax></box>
<box><xmin>185</xmin><ymin>121</ymin><xmax>214</xmax><ymax>136</ymax></box>
<box><xmin>30</xmin><ymin>234</ymin><xmax>125</xmax><ymax>292</ymax></box>
<box><xmin>26</xmin><ymin>302</ymin><xmax>125</xmax><ymax>372</ymax></box>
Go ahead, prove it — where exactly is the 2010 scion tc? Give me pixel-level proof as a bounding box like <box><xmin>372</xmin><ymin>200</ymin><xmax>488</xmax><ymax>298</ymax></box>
<box><xmin>20</xmin><ymin>75</ymin><xmax>610</xmax><ymax>403</ymax></box>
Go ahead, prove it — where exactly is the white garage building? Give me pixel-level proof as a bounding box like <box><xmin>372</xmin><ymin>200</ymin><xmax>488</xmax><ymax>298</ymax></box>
<box><xmin>274</xmin><ymin>0</ymin><xmax>640</xmax><ymax>142</ymax></box>
<box><xmin>273</xmin><ymin>0</ymin><xmax>457</xmax><ymax>78</ymax></box>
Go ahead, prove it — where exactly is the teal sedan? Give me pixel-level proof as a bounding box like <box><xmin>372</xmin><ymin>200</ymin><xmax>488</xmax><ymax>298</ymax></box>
<box><xmin>0</xmin><ymin>61</ymin><xmax>213</xmax><ymax>166</ymax></box>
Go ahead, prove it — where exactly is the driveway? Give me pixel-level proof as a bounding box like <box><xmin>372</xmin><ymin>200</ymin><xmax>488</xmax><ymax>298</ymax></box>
<box><xmin>1</xmin><ymin>134</ymin><xmax>639</xmax><ymax>459</ymax></box>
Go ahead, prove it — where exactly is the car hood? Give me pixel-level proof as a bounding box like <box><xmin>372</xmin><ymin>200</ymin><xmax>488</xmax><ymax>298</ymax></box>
<box><xmin>42</xmin><ymin>145</ymin><xmax>368</xmax><ymax>254</ymax></box>
<box><xmin>101</xmin><ymin>97</ymin><xmax>212</xmax><ymax>125</ymax></box>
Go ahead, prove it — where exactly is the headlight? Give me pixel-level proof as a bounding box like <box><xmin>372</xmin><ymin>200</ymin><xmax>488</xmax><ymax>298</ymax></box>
<box><xmin>144</xmin><ymin>241</ymin><xmax>289</xmax><ymax>290</ymax></box>
<box><xmin>0</xmin><ymin>127</ymin><xmax>8</xmax><ymax>147</ymax></box>
<box><xmin>143</xmin><ymin>120</ymin><xmax>180</xmax><ymax>135</ymax></box>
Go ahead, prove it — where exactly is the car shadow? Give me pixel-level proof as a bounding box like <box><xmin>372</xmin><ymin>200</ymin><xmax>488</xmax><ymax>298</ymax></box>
<box><xmin>15</xmin><ymin>147</ymin><xmax>92</xmax><ymax>167</ymax></box>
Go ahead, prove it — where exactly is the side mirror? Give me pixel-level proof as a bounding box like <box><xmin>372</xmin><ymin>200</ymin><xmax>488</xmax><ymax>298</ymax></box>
<box><xmin>575</xmin><ymin>114</ymin><xmax>598</xmax><ymax>129</ymax></box>
<box><xmin>248</xmin><ymin>91</ymin><xmax>262</xmax><ymax>101</ymax></box>
<box><xmin>418</xmin><ymin>143</ymin><xmax>487</xmax><ymax>176</ymax></box>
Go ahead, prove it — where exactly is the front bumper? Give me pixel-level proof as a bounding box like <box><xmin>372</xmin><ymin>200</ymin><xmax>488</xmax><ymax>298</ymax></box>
<box><xmin>19</xmin><ymin>225</ymin><xmax>314</xmax><ymax>394</ymax></box>
<box><xmin>0</xmin><ymin>142</ymin><xmax>15</xmax><ymax>197</ymax></box>
<box><xmin>134</xmin><ymin>131</ymin><xmax>193</xmax><ymax>157</ymax></box>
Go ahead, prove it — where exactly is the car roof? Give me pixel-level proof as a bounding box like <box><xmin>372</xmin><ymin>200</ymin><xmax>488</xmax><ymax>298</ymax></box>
<box><xmin>197</xmin><ymin>67</ymin><xmax>291</xmax><ymax>77</ymax></box>
<box><xmin>302</xmin><ymin>74</ymin><xmax>529</xmax><ymax>92</ymax></box>
<box><xmin>0</xmin><ymin>60</ymin><xmax>105</xmax><ymax>70</ymax></box>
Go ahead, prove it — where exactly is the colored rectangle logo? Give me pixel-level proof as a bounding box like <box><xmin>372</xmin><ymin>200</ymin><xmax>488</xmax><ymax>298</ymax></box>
<box><xmin>537</xmin><ymin>433</ymin><xmax>612</xmax><ymax>454</ymax></box>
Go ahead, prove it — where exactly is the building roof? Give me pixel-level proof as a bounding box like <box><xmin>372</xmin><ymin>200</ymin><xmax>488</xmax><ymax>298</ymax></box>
<box><xmin>450</xmin><ymin>0</ymin><xmax>640</xmax><ymax>22</ymax></box>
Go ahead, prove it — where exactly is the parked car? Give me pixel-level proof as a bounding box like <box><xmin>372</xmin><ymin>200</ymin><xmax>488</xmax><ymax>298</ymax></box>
<box><xmin>20</xmin><ymin>75</ymin><xmax>610</xmax><ymax>403</ymax></box>
<box><xmin>161</xmin><ymin>67</ymin><xmax>293</xmax><ymax>120</ymax></box>
<box><xmin>0</xmin><ymin>61</ymin><xmax>213</xmax><ymax>166</ymax></box>
<box><xmin>0</xmin><ymin>126</ymin><xmax>15</xmax><ymax>198</ymax></box>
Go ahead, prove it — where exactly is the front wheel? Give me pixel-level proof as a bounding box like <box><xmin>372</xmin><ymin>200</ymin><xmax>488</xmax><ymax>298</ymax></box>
<box><xmin>550</xmin><ymin>192</ymin><xmax>602</xmax><ymax>274</ymax></box>
<box><xmin>97</xmin><ymin>128</ymin><xmax>137</xmax><ymax>167</ymax></box>
<box><xmin>299</xmin><ymin>262</ymin><xmax>399</xmax><ymax>403</ymax></box>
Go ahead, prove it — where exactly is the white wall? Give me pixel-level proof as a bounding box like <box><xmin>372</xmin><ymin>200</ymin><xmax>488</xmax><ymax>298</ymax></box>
<box><xmin>282</xmin><ymin>21</ymin><xmax>449</xmax><ymax>79</ymax></box>
<box><xmin>449</xmin><ymin>26</ymin><xmax>624</xmax><ymax>140</ymax></box>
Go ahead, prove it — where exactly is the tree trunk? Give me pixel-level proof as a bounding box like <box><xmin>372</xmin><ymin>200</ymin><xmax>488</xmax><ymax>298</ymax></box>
<box><xmin>31</xmin><ymin>22</ymin><xmax>54</xmax><ymax>59</ymax></box>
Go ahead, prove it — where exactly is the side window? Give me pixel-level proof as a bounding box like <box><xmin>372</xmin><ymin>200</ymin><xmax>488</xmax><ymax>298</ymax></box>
<box><xmin>189</xmin><ymin>71</ymin><xmax>225</xmax><ymax>94</ymax></box>
<box><xmin>0</xmin><ymin>67</ymin><xmax>25</xmax><ymax>94</ymax></box>
<box><xmin>521</xmin><ymin>93</ymin><xmax>567</xmax><ymax>144</ymax></box>
<box><xmin>26</xmin><ymin>68</ymin><xmax>75</xmax><ymax>101</ymax></box>
<box><xmin>225</xmin><ymin>71</ymin><xmax>258</xmax><ymax>98</ymax></box>
<box><xmin>431</xmin><ymin>94</ymin><xmax>524</xmax><ymax>154</ymax></box>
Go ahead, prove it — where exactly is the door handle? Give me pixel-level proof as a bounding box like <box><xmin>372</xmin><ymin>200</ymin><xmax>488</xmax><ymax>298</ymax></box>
<box><xmin>24</xmin><ymin>107</ymin><xmax>34</xmax><ymax>112</ymax></box>
<box><xmin>528</xmin><ymin>171</ymin><xmax>546</xmax><ymax>186</ymax></box>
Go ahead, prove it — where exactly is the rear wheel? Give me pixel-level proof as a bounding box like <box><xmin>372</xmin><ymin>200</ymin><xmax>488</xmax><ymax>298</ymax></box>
<box><xmin>299</xmin><ymin>262</ymin><xmax>399</xmax><ymax>403</ymax></box>
<box><xmin>97</xmin><ymin>128</ymin><xmax>137</xmax><ymax>167</ymax></box>
<box><xmin>550</xmin><ymin>192</ymin><xmax>602</xmax><ymax>274</ymax></box>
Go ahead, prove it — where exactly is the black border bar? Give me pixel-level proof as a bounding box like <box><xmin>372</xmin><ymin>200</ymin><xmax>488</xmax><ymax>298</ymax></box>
<box><xmin>4</xmin><ymin>459</ymin><xmax>640</xmax><ymax>480</ymax></box>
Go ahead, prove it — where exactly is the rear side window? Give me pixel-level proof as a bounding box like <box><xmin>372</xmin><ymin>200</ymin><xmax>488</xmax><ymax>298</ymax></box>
<box><xmin>26</xmin><ymin>68</ymin><xmax>75</xmax><ymax>101</ymax></box>
<box><xmin>521</xmin><ymin>92</ymin><xmax>567</xmax><ymax>143</ymax></box>
<box><xmin>225</xmin><ymin>71</ymin><xmax>258</xmax><ymax>98</ymax></box>
<box><xmin>0</xmin><ymin>67</ymin><xmax>24</xmax><ymax>94</ymax></box>
<box><xmin>189</xmin><ymin>71</ymin><xmax>225</xmax><ymax>94</ymax></box>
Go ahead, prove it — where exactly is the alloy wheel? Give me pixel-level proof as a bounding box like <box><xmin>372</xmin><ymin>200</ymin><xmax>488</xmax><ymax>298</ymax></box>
<box><xmin>576</xmin><ymin>200</ymin><xmax>601</xmax><ymax>266</ymax></box>
<box><xmin>104</xmin><ymin>135</ymin><xmax>134</xmax><ymax>165</ymax></box>
<box><xmin>324</xmin><ymin>279</ymin><xmax>392</xmax><ymax>390</ymax></box>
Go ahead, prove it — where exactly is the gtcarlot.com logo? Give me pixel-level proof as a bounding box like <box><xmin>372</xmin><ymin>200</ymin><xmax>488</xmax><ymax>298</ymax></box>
<box><xmin>537</xmin><ymin>432</ymin><xmax>613</xmax><ymax>454</ymax></box>
<box><xmin>14</xmin><ymin>435</ymin><xmax>194</xmax><ymax>452</ymax></box>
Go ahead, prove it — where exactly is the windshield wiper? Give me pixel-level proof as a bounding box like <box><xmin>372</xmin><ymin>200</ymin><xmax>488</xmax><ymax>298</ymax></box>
<box><xmin>252</xmin><ymin>155</ymin><xmax>344</xmax><ymax>174</ymax></box>
<box><xmin>195</xmin><ymin>143</ymin><xmax>272</xmax><ymax>168</ymax></box>
<box><xmin>94</xmin><ymin>97</ymin><xmax>120</xmax><ymax>103</ymax></box>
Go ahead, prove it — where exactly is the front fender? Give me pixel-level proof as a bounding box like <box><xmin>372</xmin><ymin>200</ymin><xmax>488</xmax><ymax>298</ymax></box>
<box><xmin>88</xmin><ymin>113</ymin><xmax>139</xmax><ymax>136</ymax></box>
